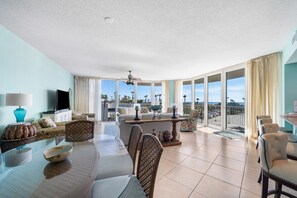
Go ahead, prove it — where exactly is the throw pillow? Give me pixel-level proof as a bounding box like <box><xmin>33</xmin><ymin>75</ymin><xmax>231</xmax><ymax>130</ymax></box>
<box><xmin>39</xmin><ymin>117</ymin><xmax>57</xmax><ymax>128</ymax></box>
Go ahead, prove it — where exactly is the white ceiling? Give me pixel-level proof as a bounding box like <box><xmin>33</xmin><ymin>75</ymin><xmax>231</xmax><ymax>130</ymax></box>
<box><xmin>1</xmin><ymin>0</ymin><xmax>297</xmax><ymax>81</ymax></box>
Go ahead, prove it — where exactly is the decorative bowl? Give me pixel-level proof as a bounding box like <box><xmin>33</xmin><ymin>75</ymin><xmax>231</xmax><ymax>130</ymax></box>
<box><xmin>43</xmin><ymin>145</ymin><xmax>73</xmax><ymax>163</ymax></box>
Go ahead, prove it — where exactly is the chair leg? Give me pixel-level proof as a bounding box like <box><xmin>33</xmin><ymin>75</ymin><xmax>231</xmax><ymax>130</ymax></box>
<box><xmin>275</xmin><ymin>182</ymin><xmax>282</xmax><ymax>198</ymax></box>
<box><xmin>262</xmin><ymin>173</ymin><xmax>269</xmax><ymax>198</ymax></box>
<box><xmin>258</xmin><ymin>169</ymin><xmax>262</xmax><ymax>183</ymax></box>
<box><xmin>256</xmin><ymin>141</ymin><xmax>259</xmax><ymax>149</ymax></box>
<box><xmin>258</xmin><ymin>156</ymin><xmax>260</xmax><ymax>163</ymax></box>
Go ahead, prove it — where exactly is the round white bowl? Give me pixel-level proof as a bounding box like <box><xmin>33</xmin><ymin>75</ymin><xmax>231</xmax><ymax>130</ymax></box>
<box><xmin>43</xmin><ymin>145</ymin><xmax>73</xmax><ymax>163</ymax></box>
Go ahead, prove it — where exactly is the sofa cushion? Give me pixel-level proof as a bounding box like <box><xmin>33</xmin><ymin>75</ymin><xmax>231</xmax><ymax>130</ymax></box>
<box><xmin>39</xmin><ymin>117</ymin><xmax>57</xmax><ymax>128</ymax></box>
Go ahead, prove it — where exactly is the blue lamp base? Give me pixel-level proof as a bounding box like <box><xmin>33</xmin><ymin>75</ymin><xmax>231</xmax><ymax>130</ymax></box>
<box><xmin>14</xmin><ymin>107</ymin><xmax>27</xmax><ymax>123</ymax></box>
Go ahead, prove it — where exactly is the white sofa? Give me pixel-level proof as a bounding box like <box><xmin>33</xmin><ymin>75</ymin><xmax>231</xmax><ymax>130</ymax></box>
<box><xmin>118</xmin><ymin>113</ymin><xmax>180</xmax><ymax>145</ymax></box>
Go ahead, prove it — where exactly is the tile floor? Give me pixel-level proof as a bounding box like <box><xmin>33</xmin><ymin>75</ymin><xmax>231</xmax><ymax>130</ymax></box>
<box><xmin>99</xmin><ymin>123</ymin><xmax>296</xmax><ymax>198</ymax></box>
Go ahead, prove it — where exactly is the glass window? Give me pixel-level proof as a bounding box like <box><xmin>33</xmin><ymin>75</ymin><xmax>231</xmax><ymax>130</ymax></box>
<box><xmin>194</xmin><ymin>78</ymin><xmax>204</xmax><ymax>125</ymax></box>
<box><xmin>154</xmin><ymin>82</ymin><xmax>162</xmax><ymax>106</ymax></box>
<box><xmin>119</xmin><ymin>80</ymin><xmax>135</xmax><ymax>107</ymax></box>
<box><xmin>137</xmin><ymin>82</ymin><xmax>152</xmax><ymax>108</ymax></box>
<box><xmin>101</xmin><ymin>80</ymin><xmax>116</xmax><ymax>121</ymax></box>
<box><xmin>182</xmin><ymin>81</ymin><xmax>192</xmax><ymax>115</ymax></box>
<box><xmin>226</xmin><ymin>69</ymin><xmax>245</xmax><ymax>133</ymax></box>
<box><xmin>208</xmin><ymin>74</ymin><xmax>221</xmax><ymax>128</ymax></box>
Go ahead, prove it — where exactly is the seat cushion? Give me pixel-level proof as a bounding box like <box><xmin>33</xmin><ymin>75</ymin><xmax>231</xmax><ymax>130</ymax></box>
<box><xmin>95</xmin><ymin>154</ymin><xmax>133</xmax><ymax>180</ymax></box>
<box><xmin>270</xmin><ymin>159</ymin><xmax>297</xmax><ymax>184</ymax></box>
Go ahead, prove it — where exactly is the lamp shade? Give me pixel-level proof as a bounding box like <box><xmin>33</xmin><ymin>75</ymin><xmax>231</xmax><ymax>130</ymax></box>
<box><xmin>6</xmin><ymin>93</ymin><xmax>32</xmax><ymax>107</ymax></box>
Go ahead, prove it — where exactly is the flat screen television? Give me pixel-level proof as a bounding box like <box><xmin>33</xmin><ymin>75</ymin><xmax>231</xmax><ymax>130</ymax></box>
<box><xmin>56</xmin><ymin>89</ymin><xmax>70</xmax><ymax>111</ymax></box>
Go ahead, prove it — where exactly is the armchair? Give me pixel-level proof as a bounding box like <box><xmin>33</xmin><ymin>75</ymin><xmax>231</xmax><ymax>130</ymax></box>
<box><xmin>180</xmin><ymin>109</ymin><xmax>199</xmax><ymax>132</ymax></box>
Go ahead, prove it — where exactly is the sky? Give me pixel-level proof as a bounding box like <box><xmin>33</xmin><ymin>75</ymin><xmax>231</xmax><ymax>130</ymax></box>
<box><xmin>183</xmin><ymin>77</ymin><xmax>245</xmax><ymax>103</ymax></box>
<box><xmin>102</xmin><ymin>76</ymin><xmax>245</xmax><ymax>103</ymax></box>
<box><xmin>102</xmin><ymin>80</ymin><xmax>162</xmax><ymax>101</ymax></box>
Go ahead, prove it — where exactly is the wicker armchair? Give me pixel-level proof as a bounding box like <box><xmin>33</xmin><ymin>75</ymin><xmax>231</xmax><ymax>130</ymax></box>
<box><xmin>180</xmin><ymin>109</ymin><xmax>199</xmax><ymax>132</ymax></box>
<box><xmin>65</xmin><ymin>120</ymin><xmax>94</xmax><ymax>142</ymax></box>
<box><xmin>93</xmin><ymin>134</ymin><xmax>163</xmax><ymax>198</ymax></box>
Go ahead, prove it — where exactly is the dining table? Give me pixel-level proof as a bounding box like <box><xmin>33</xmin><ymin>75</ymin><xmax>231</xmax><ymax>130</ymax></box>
<box><xmin>0</xmin><ymin>134</ymin><xmax>132</xmax><ymax>198</ymax></box>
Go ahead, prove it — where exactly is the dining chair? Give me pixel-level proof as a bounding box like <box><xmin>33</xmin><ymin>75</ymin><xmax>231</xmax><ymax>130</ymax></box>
<box><xmin>92</xmin><ymin>134</ymin><xmax>164</xmax><ymax>198</ymax></box>
<box><xmin>258</xmin><ymin>133</ymin><xmax>297</xmax><ymax>197</ymax></box>
<box><xmin>95</xmin><ymin>124</ymin><xmax>143</xmax><ymax>179</ymax></box>
<box><xmin>257</xmin><ymin>123</ymin><xmax>297</xmax><ymax>183</ymax></box>
<box><xmin>256</xmin><ymin>115</ymin><xmax>271</xmax><ymax>149</ymax></box>
<box><xmin>127</xmin><ymin>124</ymin><xmax>143</xmax><ymax>174</ymax></box>
<box><xmin>65</xmin><ymin>120</ymin><xmax>94</xmax><ymax>142</ymax></box>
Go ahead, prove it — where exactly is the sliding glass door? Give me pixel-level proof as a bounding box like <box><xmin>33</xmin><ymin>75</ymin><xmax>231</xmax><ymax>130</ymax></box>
<box><xmin>182</xmin><ymin>81</ymin><xmax>192</xmax><ymax>115</ymax></box>
<box><xmin>194</xmin><ymin>78</ymin><xmax>204</xmax><ymax>126</ymax></box>
<box><xmin>226</xmin><ymin>69</ymin><xmax>245</xmax><ymax>133</ymax></box>
<box><xmin>208</xmin><ymin>74</ymin><xmax>221</xmax><ymax>129</ymax></box>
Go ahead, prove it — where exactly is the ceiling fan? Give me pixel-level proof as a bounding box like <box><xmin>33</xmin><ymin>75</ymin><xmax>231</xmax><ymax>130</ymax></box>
<box><xmin>124</xmin><ymin>70</ymin><xmax>141</xmax><ymax>85</ymax></box>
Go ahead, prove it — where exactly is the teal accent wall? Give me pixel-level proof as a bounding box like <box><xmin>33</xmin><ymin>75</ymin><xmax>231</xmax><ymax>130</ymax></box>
<box><xmin>282</xmin><ymin>28</ymin><xmax>297</xmax><ymax>130</ymax></box>
<box><xmin>169</xmin><ymin>80</ymin><xmax>175</xmax><ymax>105</ymax></box>
<box><xmin>0</xmin><ymin>26</ymin><xmax>74</xmax><ymax>132</ymax></box>
<box><xmin>284</xmin><ymin>63</ymin><xmax>297</xmax><ymax>129</ymax></box>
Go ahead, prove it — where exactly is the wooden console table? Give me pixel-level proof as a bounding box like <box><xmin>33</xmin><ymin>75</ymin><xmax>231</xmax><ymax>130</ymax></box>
<box><xmin>125</xmin><ymin>117</ymin><xmax>186</xmax><ymax>147</ymax></box>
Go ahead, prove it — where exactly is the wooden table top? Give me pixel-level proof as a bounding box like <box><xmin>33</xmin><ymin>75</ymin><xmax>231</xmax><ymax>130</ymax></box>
<box><xmin>125</xmin><ymin>117</ymin><xmax>187</xmax><ymax>124</ymax></box>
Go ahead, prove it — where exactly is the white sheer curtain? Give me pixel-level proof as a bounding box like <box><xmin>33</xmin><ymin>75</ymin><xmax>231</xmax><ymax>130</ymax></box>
<box><xmin>75</xmin><ymin>77</ymin><xmax>101</xmax><ymax>121</ymax></box>
<box><xmin>174</xmin><ymin>80</ymin><xmax>183</xmax><ymax>115</ymax></box>
<box><xmin>74</xmin><ymin>76</ymin><xmax>89</xmax><ymax>113</ymax></box>
<box><xmin>246</xmin><ymin>52</ymin><xmax>281</xmax><ymax>140</ymax></box>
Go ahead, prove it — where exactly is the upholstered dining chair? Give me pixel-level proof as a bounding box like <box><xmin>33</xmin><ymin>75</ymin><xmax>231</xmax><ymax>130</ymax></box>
<box><xmin>258</xmin><ymin>133</ymin><xmax>297</xmax><ymax>198</ymax></box>
<box><xmin>95</xmin><ymin>124</ymin><xmax>143</xmax><ymax>179</ymax></box>
<box><xmin>65</xmin><ymin>120</ymin><xmax>94</xmax><ymax>142</ymax></box>
<box><xmin>256</xmin><ymin>115</ymin><xmax>272</xmax><ymax>149</ymax></box>
<box><xmin>257</xmin><ymin>123</ymin><xmax>297</xmax><ymax>183</ymax></box>
<box><xmin>180</xmin><ymin>109</ymin><xmax>199</xmax><ymax>132</ymax></box>
<box><xmin>92</xmin><ymin>134</ymin><xmax>164</xmax><ymax>198</ymax></box>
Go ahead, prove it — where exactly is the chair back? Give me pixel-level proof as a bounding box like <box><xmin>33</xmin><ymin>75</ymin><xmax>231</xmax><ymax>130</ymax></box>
<box><xmin>65</xmin><ymin>120</ymin><xmax>94</xmax><ymax>142</ymax></box>
<box><xmin>128</xmin><ymin>125</ymin><xmax>143</xmax><ymax>172</ymax></box>
<box><xmin>258</xmin><ymin>133</ymin><xmax>288</xmax><ymax>171</ymax></box>
<box><xmin>256</xmin><ymin>115</ymin><xmax>271</xmax><ymax>128</ymax></box>
<box><xmin>259</xmin><ymin>123</ymin><xmax>279</xmax><ymax>136</ymax></box>
<box><xmin>189</xmin><ymin>109</ymin><xmax>199</xmax><ymax>119</ymax></box>
<box><xmin>136</xmin><ymin>134</ymin><xmax>163</xmax><ymax>198</ymax></box>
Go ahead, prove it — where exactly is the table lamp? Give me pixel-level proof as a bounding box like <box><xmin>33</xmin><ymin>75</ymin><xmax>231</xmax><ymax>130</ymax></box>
<box><xmin>171</xmin><ymin>103</ymin><xmax>177</xmax><ymax>119</ymax></box>
<box><xmin>6</xmin><ymin>93</ymin><xmax>32</xmax><ymax>123</ymax></box>
<box><xmin>134</xmin><ymin>103</ymin><xmax>141</xmax><ymax>120</ymax></box>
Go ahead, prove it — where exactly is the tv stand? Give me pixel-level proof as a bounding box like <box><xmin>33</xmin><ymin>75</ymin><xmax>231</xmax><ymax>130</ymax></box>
<box><xmin>42</xmin><ymin>110</ymin><xmax>72</xmax><ymax>122</ymax></box>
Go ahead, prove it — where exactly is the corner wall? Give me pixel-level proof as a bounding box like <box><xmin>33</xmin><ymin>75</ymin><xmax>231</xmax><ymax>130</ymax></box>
<box><xmin>0</xmin><ymin>26</ymin><xmax>74</xmax><ymax>132</ymax></box>
<box><xmin>282</xmin><ymin>28</ymin><xmax>297</xmax><ymax>129</ymax></box>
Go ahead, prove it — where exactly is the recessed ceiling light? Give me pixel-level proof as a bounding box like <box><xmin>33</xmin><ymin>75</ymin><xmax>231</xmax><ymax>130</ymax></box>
<box><xmin>104</xmin><ymin>17</ymin><xmax>113</xmax><ymax>24</ymax></box>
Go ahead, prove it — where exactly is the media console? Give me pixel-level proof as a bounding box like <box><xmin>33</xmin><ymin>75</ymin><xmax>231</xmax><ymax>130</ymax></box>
<box><xmin>42</xmin><ymin>110</ymin><xmax>72</xmax><ymax>122</ymax></box>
